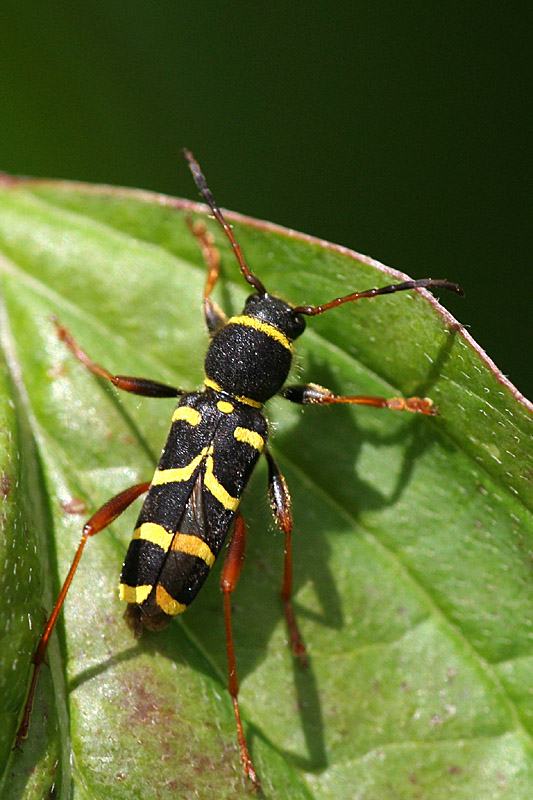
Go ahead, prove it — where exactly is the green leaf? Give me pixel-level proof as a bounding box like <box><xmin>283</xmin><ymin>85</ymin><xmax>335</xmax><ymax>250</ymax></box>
<box><xmin>0</xmin><ymin>176</ymin><xmax>532</xmax><ymax>799</ymax></box>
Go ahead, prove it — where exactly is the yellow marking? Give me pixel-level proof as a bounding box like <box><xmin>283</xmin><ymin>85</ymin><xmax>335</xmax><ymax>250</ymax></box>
<box><xmin>204</xmin><ymin>455</ymin><xmax>239</xmax><ymax>510</ymax></box>
<box><xmin>234</xmin><ymin>393</ymin><xmax>263</xmax><ymax>409</ymax></box>
<box><xmin>217</xmin><ymin>400</ymin><xmax>234</xmax><ymax>414</ymax></box>
<box><xmin>228</xmin><ymin>315</ymin><xmax>293</xmax><ymax>353</ymax></box>
<box><xmin>133</xmin><ymin>522</ymin><xmax>174</xmax><ymax>552</ymax></box>
<box><xmin>152</xmin><ymin>446</ymin><xmax>214</xmax><ymax>485</ymax></box>
<box><xmin>171</xmin><ymin>533</ymin><xmax>216</xmax><ymax>568</ymax></box>
<box><xmin>234</xmin><ymin>426</ymin><xmax>265</xmax><ymax>452</ymax></box>
<box><xmin>119</xmin><ymin>584</ymin><xmax>152</xmax><ymax>604</ymax></box>
<box><xmin>204</xmin><ymin>374</ymin><xmax>263</xmax><ymax>408</ymax></box>
<box><xmin>172</xmin><ymin>406</ymin><xmax>202</xmax><ymax>426</ymax></box>
<box><xmin>155</xmin><ymin>584</ymin><xmax>187</xmax><ymax>616</ymax></box>
<box><xmin>204</xmin><ymin>377</ymin><xmax>221</xmax><ymax>392</ymax></box>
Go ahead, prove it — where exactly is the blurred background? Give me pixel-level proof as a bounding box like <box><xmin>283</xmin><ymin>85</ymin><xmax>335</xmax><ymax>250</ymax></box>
<box><xmin>1</xmin><ymin>1</ymin><xmax>531</xmax><ymax>398</ymax></box>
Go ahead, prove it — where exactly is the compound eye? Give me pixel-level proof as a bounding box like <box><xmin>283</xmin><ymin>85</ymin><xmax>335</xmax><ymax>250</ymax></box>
<box><xmin>290</xmin><ymin>311</ymin><xmax>306</xmax><ymax>339</ymax></box>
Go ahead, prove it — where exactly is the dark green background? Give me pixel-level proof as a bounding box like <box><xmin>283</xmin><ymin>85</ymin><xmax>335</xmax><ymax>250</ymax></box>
<box><xmin>1</xmin><ymin>1</ymin><xmax>530</xmax><ymax>398</ymax></box>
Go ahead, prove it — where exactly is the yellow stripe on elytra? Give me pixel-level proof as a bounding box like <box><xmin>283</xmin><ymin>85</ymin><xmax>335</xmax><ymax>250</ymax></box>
<box><xmin>217</xmin><ymin>400</ymin><xmax>234</xmax><ymax>414</ymax></box>
<box><xmin>228</xmin><ymin>315</ymin><xmax>293</xmax><ymax>352</ymax></box>
<box><xmin>152</xmin><ymin>446</ymin><xmax>214</xmax><ymax>485</ymax></box>
<box><xmin>172</xmin><ymin>406</ymin><xmax>202</xmax><ymax>426</ymax></box>
<box><xmin>171</xmin><ymin>533</ymin><xmax>216</xmax><ymax>567</ymax></box>
<box><xmin>133</xmin><ymin>522</ymin><xmax>215</xmax><ymax>566</ymax></box>
<box><xmin>133</xmin><ymin>522</ymin><xmax>174</xmax><ymax>551</ymax></box>
<box><xmin>119</xmin><ymin>584</ymin><xmax>152</xmax><ymax>604</ymax></box>
<box><xmin>155</xmin><ymin>585</ymin><xmax>187</xmax><ymax>616</ymax></box>
<box><xmin>152</xmin><ymin>446</ymin><xmax>238</xmax><ymax>510</ymax></box>
<box><xmin>234</xmin><ymin>426</ymin><xmax>265</xmax><ymax>452</ymax></box>
<box><xmin>204</xmin><ymin>377</ymin><xmax>221</xmax><ymax>392</ymax></box>
<box><xmin>204</xmin><ymin>455</ymin><xmax>239</xmax><ymax>510</ymax></box>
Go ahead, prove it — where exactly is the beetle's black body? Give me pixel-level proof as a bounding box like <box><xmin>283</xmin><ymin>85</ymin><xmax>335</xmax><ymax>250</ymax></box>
<box><xmin>120</xmin><ymin>293</ymin><xmax>305</xmax><ymax>634</ymax></box>
<box><xmin>16</xmin><ymin>150</ymin><xmax>463</xmax><ymax>788</ymax></box>
<box><xmin>120</xmin><ymin>388</ymin><xmax>268</xmax><ymax>629</ymax></box>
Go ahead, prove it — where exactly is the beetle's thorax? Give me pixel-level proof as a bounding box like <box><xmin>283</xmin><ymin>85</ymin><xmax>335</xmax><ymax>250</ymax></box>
<box><xmin>204</xmin><ymin>292</ymin><xmax>306</xmax><ymax>405</ymax></box>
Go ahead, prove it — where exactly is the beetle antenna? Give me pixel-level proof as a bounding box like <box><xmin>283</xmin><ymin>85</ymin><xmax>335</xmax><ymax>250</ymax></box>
<box><xmin>293</xmin><ymin>278</ymin><xmax>464</xmax><ymax>316</ymax></box>
<box><xmin>182</xmin><ymin>149</ymin><xmax>266</xmax><ymax>295</ymax></box>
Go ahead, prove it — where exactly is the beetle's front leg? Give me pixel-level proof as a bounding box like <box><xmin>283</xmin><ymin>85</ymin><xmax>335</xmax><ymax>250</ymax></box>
<box><xmin>283</xmin><ymin>382</ymin><xmax>438</xmax><ymax>415</ymax></box>
<box><xmin>264</xmin><ymin>448</ymin><xmax>307</xmax><ymax>667</ymax></box>
<box><xmin>53</xmin><ymin>317</ymin><xmax>184</xmax><ymax>398</ymax></box>
<box><xmin>184</xmin><ymin>217</ymin><xmax>227</xmax><ymax>334</ymax></box>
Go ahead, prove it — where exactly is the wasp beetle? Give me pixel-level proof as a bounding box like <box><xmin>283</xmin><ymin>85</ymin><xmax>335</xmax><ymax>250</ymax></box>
<box><xmin>15</xmin><ymin>150</ymin><xmax>463</xmax><ymax>788</ymax></box>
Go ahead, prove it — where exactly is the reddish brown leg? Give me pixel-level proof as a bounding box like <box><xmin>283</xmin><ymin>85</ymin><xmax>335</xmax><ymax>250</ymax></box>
<box><xmin>52</xmin><ymin>316</ymin><xmax>182</xmax><ymax>398</ymax></box>
<box><xmin>184</xmin><ymin>217</ymin><xmax>227</xmax><ymax>334</ymax></box>
<box><xmin>15</xmin><ymin>481</ymin><xmax>150</xmax><ymax>749</ymax></box>
<box><xmin>221</xmin><ymin>512</ymin><xmax>259</xmax><ymax>790</ymax></box>
<box><xmin>264</xmin><ymin>449</ymin><xmax>307</xmax><ymax>667</ymax></box>
<box><xmin>284</xmin><ymin>382</ymin><xmax>438</xmax><ymax>415</ymax></box>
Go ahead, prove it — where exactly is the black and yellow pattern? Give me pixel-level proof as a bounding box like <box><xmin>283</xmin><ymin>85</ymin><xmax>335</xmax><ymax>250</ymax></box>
<box><xmin>204</xmin><ymin>294</ymin><xmax>305</xmax><ymax>404</ymax></box>
<box><xmin>19</xmin><ymin>151</ymin><xmax>461</xmax><ymax>790</ymax></box>
<box><xmin>119</xmin><ymin>388</ymin><xmax>267</xmax><ymax>628</ymax></box>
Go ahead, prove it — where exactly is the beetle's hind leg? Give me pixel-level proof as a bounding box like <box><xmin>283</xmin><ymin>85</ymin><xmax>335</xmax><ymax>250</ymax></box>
<box><xmin>52</xmin><ymin>316</ymin><xmax>183</xmax><ymax>398</ymax></box>
<box><xmin>184</xmin><ymin>217</ymin><xmax>227</xmax><ymax>334</ymax></box>
<box><xmin>15</xmin><ymin>481</ymin><xmax>150</xmax><ymax>750</ymax></box>
<box><xmin>221</xmin><ymin>511</ymin><xmax>260</xmax><ymax>789</ymax></box>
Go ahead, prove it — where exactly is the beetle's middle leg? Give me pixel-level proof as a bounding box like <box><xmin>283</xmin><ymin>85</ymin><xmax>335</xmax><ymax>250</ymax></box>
<box><xmin>284</xmin><ymin>382</ymin><xmax>438</xmax><ymax>415</ymax></box>
<box><xmin>264</xmin><ymin>448</ymin><xmax>308</xmax><ymax>667</ymax></box>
